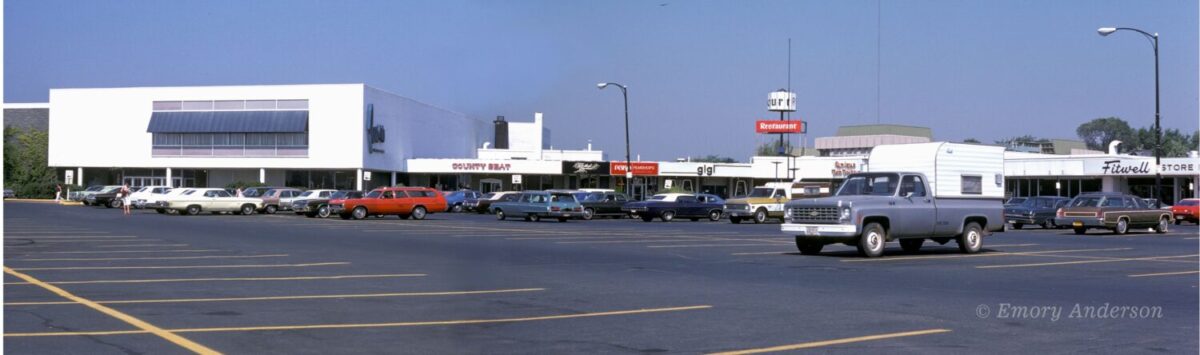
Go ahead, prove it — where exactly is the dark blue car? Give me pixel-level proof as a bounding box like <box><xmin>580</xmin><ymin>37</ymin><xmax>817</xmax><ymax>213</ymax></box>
<box><xmin>1005</xmin><ymin>196</ymin><xmax>1071</xmax><ymax>229</ymax></box>
<box><xmin>442</xmin><ymin>190</ymin><xmax>482</xmax><ymax>212</ymax></box>
<box><xmin>622</xmin><ymin>193</ymin><xmax>725</xmax><ymax>222</ymax></box>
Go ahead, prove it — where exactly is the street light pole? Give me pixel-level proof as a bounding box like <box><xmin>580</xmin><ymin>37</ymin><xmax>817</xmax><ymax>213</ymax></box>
<box><xmin>598</xmin><ymin>82</ymin><xmax>633</xmax><ymax>197</ymax></box>
<box><xmin>1098</xmin><ymin>26</ymin><xmax>1163</xmax><ymax>208</ymax></box>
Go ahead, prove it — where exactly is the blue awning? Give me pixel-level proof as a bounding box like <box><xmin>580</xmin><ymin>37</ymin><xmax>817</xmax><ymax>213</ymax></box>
<box><xmin>146</xmin><ymin>111</ymin><xmax>308</xmax><ymax>133</ymax></box>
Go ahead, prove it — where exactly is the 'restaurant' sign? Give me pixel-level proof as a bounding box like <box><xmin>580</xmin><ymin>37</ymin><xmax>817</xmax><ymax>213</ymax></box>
<box><xmin>755</xmin><ymin>120</ymin><xmax>805</xmax><ymax>134</ymax></box>
<box><xmin>610</xmin><ymin>161</ymin><xmax>659</xmax><ymax>176</ymax></box>
<box><xmin>563</xmin><ymin>161</ymin><xmax>609</xmax><ymax>176</ymax></box>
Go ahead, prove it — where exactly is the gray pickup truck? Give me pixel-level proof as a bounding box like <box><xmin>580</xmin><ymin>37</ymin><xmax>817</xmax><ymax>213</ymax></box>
<box><xmin>781</xmin><ymin>172</ymin><xmax>1004</xmax><ymax>257</ymax></box>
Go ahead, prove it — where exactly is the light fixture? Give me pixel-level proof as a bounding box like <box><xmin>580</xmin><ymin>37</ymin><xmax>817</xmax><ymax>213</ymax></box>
<box><xmin>596</xmin><ymin>83</ymin><xmax>608</xmax><ymax>89</ymax></box>
<box><xmin>1097</xmin><ymin>27</ymin><xmax>1117</xmax><ymax>36</ymax></box>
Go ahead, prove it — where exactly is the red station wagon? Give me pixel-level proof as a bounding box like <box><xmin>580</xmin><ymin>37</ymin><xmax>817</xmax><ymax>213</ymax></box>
<box><xmin>331</xmin><ymin>187</ymin><xmax>447</xmax><ymax>220</ymax></box>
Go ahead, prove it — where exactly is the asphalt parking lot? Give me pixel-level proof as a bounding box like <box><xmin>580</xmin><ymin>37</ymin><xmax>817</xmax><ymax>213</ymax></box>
<box><xmin>4</xmin><ymin>201</ymin><xmax>1198</xmax><ymax>354</ymax></box>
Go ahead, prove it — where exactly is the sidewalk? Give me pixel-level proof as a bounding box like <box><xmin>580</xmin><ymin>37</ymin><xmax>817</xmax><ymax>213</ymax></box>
<box><xmin>4</xmin><ymin>198</ymin><xmax>82</xmax><ymax>205</ymax></box>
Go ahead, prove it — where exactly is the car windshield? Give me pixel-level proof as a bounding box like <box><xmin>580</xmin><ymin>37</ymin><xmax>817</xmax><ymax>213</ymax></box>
<box><xmin>1069</xmin><ymin>196</ymin><xmax>1104</xmax><ymax>207</ymax></box>
<box><xmin>747</xmin><ymin>188</ymin><xmax>775</xmax><ymax>198</ymax></box>
<box><xmin>835</xmin><ymin>174</ymin><xmax>898</xmax><ymax>196</ymax></box>
<box><xmin>100</xmin><ymin>186</ymin><xmax>121</xmax><ymax>193</ymax></box>
<box><xmin>242</xmin><ymin>189</ymin><xmax>264</xmax><ymax>197</ymax></box>
<box><xmin>582</xmin><ymin>192</ymin><xmax>605</xmax><ymax>202</ymax></box>
<box><xmin>551</xmin><ymin>193</ymin><xmax>576</xmax><ymax>203</ymax></box>
<box><xmin>1006</xmin><ymin>197</ymin><xmax>1026</xmax><ymax>205</ymax></box>
<box><xmin>330</xmin><ymin>191</ymin><xmax>348</xmax><ymax>199</ymax></box>
<box><xmin>571</xmin><ymin>192</ymin><xmax>590</xmax><ymax>201</ymax></box>
<box><xmin>365</xmin><ymin>190</ymin><xmax>382</xmax><ymax>198</ymax></box>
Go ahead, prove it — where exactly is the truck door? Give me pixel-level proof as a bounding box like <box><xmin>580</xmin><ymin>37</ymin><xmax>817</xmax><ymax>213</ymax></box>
<box><xmin>894</xmin><ymin>175</ymin><xmax>935</xmax><ymax>237</ymax></box>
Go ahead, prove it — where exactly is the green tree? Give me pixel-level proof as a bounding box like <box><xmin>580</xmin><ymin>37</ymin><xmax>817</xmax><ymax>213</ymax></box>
<box><xmin>9</xmin><ymin>129</ymin><xmax>56</xmax><ymax>198</ymax></box>
<box><xmin>1076</xmin><ymin>117</ymin><xmax>1135</xmax><ymax>152</ymax></box>
<box><xmin>755</xmin><ymin>141</ymin><xmax>793</xmax><ymax>156</ymax></box>
<box><xmin>3</xmin><ymin>125</ymin><xmax>20</xmax><ymax>183</ymax></box>
<box><xmin>692</xmin><ymin>155</ymin><xmax>737</xmax><ymax>163</ymax></box>
<box><xmin>994</xmin><ymin>135</ymin><xmax>1048</xmax><ymax>147</ymax></box>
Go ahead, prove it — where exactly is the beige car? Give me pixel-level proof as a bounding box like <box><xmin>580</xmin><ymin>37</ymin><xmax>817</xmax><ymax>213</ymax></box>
<box><xmin>164</xmin><ymin>188</ymin><xmax>264</xmax><ymax>216</ymax></box>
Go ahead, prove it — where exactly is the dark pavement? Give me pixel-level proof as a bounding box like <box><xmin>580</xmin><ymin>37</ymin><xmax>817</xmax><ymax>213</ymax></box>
<box><xmin>4</xmin><ymin>201</ymin><xmax>1198</xmax><ymax>354</ymax></box>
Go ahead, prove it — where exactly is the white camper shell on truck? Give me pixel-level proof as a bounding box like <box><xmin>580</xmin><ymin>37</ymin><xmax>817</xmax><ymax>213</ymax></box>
<box><xmin>781</xmin><ymin>142</ymin><xmax>1006</xmax><ymax>257</ymax></box>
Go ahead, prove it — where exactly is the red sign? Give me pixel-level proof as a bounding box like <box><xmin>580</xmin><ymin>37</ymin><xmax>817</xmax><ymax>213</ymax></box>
<box><xmin>756</xmin><ymin>120</ymin><xmax>805</xmax><ymax>134</ymax></box>
<box><xmin>609</xmin><ymin>162</ymin><xmax>659</xmax><ymax>176</ymax></box>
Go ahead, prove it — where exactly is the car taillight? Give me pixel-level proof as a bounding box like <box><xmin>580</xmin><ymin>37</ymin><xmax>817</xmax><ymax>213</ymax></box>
<box><xmin>551</xmin><ymin>206</ymin><xmax>561</xmax><ymax>212</ymax></box>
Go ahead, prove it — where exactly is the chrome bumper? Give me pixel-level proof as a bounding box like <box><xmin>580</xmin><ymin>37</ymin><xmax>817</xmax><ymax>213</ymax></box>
<box><xmin>782</xmin><ymin>223</ymin><xmax>859</xmax><ymax>237</ymax></box>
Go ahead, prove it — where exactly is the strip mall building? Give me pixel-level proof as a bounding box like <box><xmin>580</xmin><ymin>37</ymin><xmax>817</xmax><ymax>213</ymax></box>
<box><xmin>10</xmin><ymin>83</ymin><xmax>1197</xmax><ymax>203</ymax></box>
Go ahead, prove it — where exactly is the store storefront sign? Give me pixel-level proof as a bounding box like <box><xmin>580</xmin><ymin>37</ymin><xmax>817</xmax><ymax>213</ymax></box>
<box><xmin>610</xmin><ymin>161</ymin><xmax>659</xmax><ymax>176</ymax></box>
<box><xmin>832</xmin><ymin>161</ymin><xmax>859</xmax><ymax>177</ymax></box>
<box><xmin>563</xmin><ymin>161</ymin><xmax>609</xmax><ymax>176</ymax></box>
<box><xmin>407</xmin><ymin>159</ymin><xmax>562</xmax><ymax>175</ymax></box>
<box><xmin>755</xmin><ymin>120</ymin><xmax>805</xmax><ymax>134</ymax></box>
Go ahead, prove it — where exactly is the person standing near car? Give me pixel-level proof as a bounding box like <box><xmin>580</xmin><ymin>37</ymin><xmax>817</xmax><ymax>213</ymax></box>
<box><xmin>120</xmin><ymin>184</ymin><xmax>132</xmax><ymax>215</ymax></box>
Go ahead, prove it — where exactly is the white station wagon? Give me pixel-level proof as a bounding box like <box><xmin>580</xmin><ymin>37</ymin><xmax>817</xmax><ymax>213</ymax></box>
<box><xmin>162</xmin><ymin>188</ymin><xmax>264</xmax><ymax>216</ymax></box>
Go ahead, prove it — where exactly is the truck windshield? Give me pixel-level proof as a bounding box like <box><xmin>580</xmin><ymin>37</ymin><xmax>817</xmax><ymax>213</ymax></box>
<box><xmin>835</xmin><ymin>174</ymin><xmax>898</xmax><ymax>196</ymax></box>
<box><xmin>747</xmin><ymin>188</ymin><xmax>775</xmax><ymax>198</ymax></box>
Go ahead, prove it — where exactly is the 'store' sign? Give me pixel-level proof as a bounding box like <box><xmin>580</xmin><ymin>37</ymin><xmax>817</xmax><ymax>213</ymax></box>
<box><xmin>755</xmin><ymin>120</ymin><xmax>805</xmax><ymax>134</ymax></box>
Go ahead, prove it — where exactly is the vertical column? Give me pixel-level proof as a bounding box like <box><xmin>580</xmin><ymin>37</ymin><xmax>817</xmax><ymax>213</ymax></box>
<box><xmin>77</xmin><ymin>167</ymin><xmax>84</xmax><ymax>186</ymax></box>
<box><xmin>259</xmin><ymin>168</ymin><xmax>266</xmax><ymax>184</ymax></box>
<box><xmin>356</xmin><ymin>169</ymin><xmax>363</xmax><ymax>191</ymax></box>
<box><xmin>165</xmin><ymin>168</ymin><xmax>173</xmax><ymax>187</ymax></box>
<box><xmin>391</xmin><ymin>172</ymin><xmax>397</xmax><ymax>187</ymax></box>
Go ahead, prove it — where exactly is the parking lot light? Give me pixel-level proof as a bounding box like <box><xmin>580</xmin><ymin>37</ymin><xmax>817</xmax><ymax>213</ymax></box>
<box><xmin>1097</xmin><ymin>26</ymin><xmax>1162</xmax><ymax>208</ymax></box>
<box><xmin>598</xmin><ymin>82</ymin><xmax>633</xmax><ymax>197</ymax></box>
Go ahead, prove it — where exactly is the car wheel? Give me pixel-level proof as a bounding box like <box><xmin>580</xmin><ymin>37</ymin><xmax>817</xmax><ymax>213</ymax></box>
<box><xmin>641</xmin><ymin>216</ymin><xmax>654</xmax><ymax>222</ymax></box>
<box><xmin>451</xmin><ymin>204</ymin><xmax>463</xmax><ymax>213</ymax></box>
<box><xmin>796</xmin><ymin>238</ymin><xmax>823</xmax><ymax>255</ymax></box>
<box><xmin>240</xmin><ymin>204</ymin><xmax>255</xmax><ymax>215</ymax></box>
<box><xmin>730</xmin><ymin>217</ymin><xmax>742</xmax><ymax>224</ymax></box>
<box><xmin>582</xmin><ymin>208</ymin><xmax>595</xmax><ymax>220</ymax></box>
<box><xmin>1012</xmin><ymin>223</ymin><xmax>1023</xmax><ymax>230</ymax></box>
<box><xmin>957</xmin><ymin>222</ymin><xmax>983</xmax><ymax>254</ymax></box>
<box><xmin>352</xmin><ymin>207</ymin><xmax>368</xmax><ymax>220</ymax></box>
<box><xmin>412</xmin><ymin>206</ymin><xmax>427</xmax><ymax>220</ymax></box>
<box><xmin>1041</xmin><ymin>220</ymin><xmax>1054</xmax><ymax>229</ymax></box>
<box><xmin>1154</xmin><ymin>217</ymin><xmax>1169</xmax><ymax>234</ymax></box>
<box><xmin>857</xmin><ymin>222</ymin><xmax>886</xmax><ymax>258</ymax></box>
<box><xmin>1073</xmin><ymin>227</ymin><xmax>1086</xmax><ymax>235</ymax></box>
<box><xmin>753</xmin><ymin>208</ymin><xmax>768</xmax><ymax>223</ymax></box>
<box><xmin>660</xmin><ymin>211</ymin><xmax>675</xmax><ymax>222</ymax></box>
<box><xmin>900</xmin><ymin>239</ymin><xmax>924</xmax><ymax>253</ymax></box>
<box><xmin>185</xmin><ymin>205</ymin><xmax>201</xmax><ymax>216</ymax></box>
<box><xmin>111</xmin><ymin>200</ymin><xmax>123</xmax><ymax>208</ymax></box>
<box><xmin>496</xmin><ymin>209</ymin><xmax>506</xmax><ymax>220</ymax></box>
<box><xmin>1113</xmin><ymin>218</ymin><xmax>1128</xmax><ymax>235</ymax></box>
<box><xmin>317</xmin><ymin>205</ymin><xmax>331</xmax><ymax>218</ymax></box>
<box><xmin>265</xmin><ymin>205</ymin><xmax>277</xmax><ymax>214</ymax></box>
<box><xmin>529</xmin><ymin>214</ymin><xmax>541</xmax><ymax>222</ymax></box>
<box><xmin>708</xmin><ymin>210</ymin><xmax>722</xmax><ymax>221</ymax></box>
<box><xmin>558</xmin><ymin>217</ymin><xmax>568</xmax><ymax>222</ymax></box>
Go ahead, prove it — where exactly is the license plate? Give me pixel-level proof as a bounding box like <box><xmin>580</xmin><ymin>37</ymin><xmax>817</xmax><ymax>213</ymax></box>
<box><xmin>1008</xmin><ymin>220</ymin><xmax>1016</xmax><ymax>224</ymax></box>
<box><xmin>1177</xmin><ymin>216</ymin><xmax>1185</xmax><ymax>220</ymax></box>
<box><xmin>805</xmin><ymin>226</ymin><xmax>819</xmax><ymax>235</ymax></box>
<box><xmin>1072</xmin><ymin>221</ymin><xmax>1083</xmax><ymax>227</ymax></box>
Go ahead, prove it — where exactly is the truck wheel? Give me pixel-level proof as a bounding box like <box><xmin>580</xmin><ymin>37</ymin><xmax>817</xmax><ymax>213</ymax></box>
<box><xmin>900</xmin><ymin>239</ymin><xmax>924</xmax><ymax>253</ymax></box>
<box><xmin>582</xmin><ymin>208</ymin><xmax>595</xmax><ymax>220</ymax></box>
<box><xmin>708</xmin><ymin>210</ymin><xmax>722</xmax><ymax>221</ymax></box>
<box><xmin>240</xmin><ymin>204</ymin><xmax>255</xmax><ymax>215</ymax></box>
<box><xmin>1113</xmin><ymin>218</ymin><xmax>1128</xmax><ymax>235</ymax></box>
<box><xmin>753</xmin><ymin>208</ymin><xmax>768</xmax><ymax>223</ymax></box>
<box><xmin>857</xmin><ymin>222</ymin><xmax>886</xmax><ymax>258</ymax></box>
<box><xmin>185</xmin><ymin>205</ymin><xmax>201</xmax><ymax>216</ymax></box>
<box><xmin>496</xmin><ymin>209</ymin><xmax>506</xmax><ymax>220</ymax></box>
<box><xmin>1012</xmin><ymin>223</ymin><xmax>1023</xmax><ymax>230</ymax></box>
<box><xmin>957</xmin><ymin>222</ymin><xmax>983</xmax><ymax>254</ymax></box>
<box><xmin>730</xmin><ymin>217</ymin><xmax>742</xmax><ymax>224</ymax></box>
<box><xmin>660</xmin><ymin>211</ymin><xmax>675</xmax><ymax>222</ymax></box>
<box><xmin>155</xmin><ymin>208</ymin><xmax>166</xmax><ymax>214</ymax></box>
<box><xmin>1154</xmin><ymin>217</ymin><xmax>1169</xmax><ymax>234</ymax></box>
<box><xmin>317</xmin><ymin>205</ymin><xmax>331</xmax><ymax>218</ymax></box>
<box><xmin>795</xmin><ymin>237</ymin><xmax>823</xmax><ymax>255</ymax></box>
<box><xmin>351</xmin><ymin>206</ymin><xmax>368</xmax><ymax>220</ymax></box>
<box><xmin>411</xmin><ymin>206</ymin><xmax>427</xmax><ymax>220</ymax></box>
<box><xmin>1073</xmin><ymin>227</ymin><xmax>1086</xmax><ymax>235</ymax></box>
<box><xmin>265</xmin><ymin>205</ymin><xmax>277</xmax><ymax>214</ymax></box>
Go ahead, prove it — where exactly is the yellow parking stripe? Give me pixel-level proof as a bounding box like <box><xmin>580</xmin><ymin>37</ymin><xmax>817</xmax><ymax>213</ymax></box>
<box><xmin>707</xmin><ymin>328</ymin><xmax>951</xmax><ymax>354</ymax></box>
<box><xmin>5</xmin><ymin>305</ymin><xmax>712</xmax><ymax>337</ymax></box>
<box><xmin>10</xmin><ymin>262</ymin><xmax>348</xmax><ymax>271</ymax></box>
<box><xmin>976</xmin><ymin>254</ymin><xmax>1199</xmax><ymax>269</ymax></box>
<box><xmin>11</xmin><ymin>254</ymin><xmax>289</xmax><ymax>262</ymax></box>
<box><xmin>1128</xmin><ymin>270</ymin><xmax>1200</xmax><ymax>278</ymax></box>
<box><xmin>2</xmin><ymin>267</ymin><xmax>220</xmax><ymax>354</ymax></box>
<box><xmin>6</xmin><ymin>288</ymin><xmax>545</xmax><ymax>306</ymax></box>
<box><xmin>4</xmin><ymin>273</ymin><xmax>426</xmax><ymax>285</ymax></box>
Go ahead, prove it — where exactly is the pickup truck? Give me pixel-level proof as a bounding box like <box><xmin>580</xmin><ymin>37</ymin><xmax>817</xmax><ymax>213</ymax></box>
<box><xmin>781</xmin><ymin>142</ymin><xmax>1005</xmax><ymax>257</ymax></box>
<box><xmin>724</xmin><ymin>181</ymin><xmax>830</xmax><ymax>224</ymax></box>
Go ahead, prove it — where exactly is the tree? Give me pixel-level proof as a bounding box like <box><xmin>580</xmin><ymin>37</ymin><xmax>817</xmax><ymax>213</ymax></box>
<box><xmin>755</xmin><ymin>141</ymin><xmax>793</xmax><ymax>156</ymax></box>
<box><xmin>1076</xmin><ymin>117</ymin><xmax>1135</xmax><ymax>152</ymax></box>
<box><xmin>994</xmin><ymin>135</ymin><xmax>1048</xmax><ymax>147</ymax></box>
<box><xmin>3</xmin><ymin>125</ymin><xmax>19</xmax><ymax>183</ymax></box>
<box><xmin>692</xmin><ymin>155</ymin><xmax>737</xmax><ymax>163</ymax></box>
<box><xmin>9</xmin><ymin>128</ymin><xmax>56</xmax><ymax>198</ymax></box>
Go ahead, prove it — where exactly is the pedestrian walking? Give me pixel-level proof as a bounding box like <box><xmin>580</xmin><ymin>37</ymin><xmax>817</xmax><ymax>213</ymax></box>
<box><xmin>120</xmin><ymin>184</ymin><xmax>132</xmax><ymax>215</ymax></box>
<box><xmin>236</xmin><ymin>187</ymin><xmax>244</xmax><ymax>197</ymax></box>
<box><xmin>55</xmin><ymin>184</ymin><xmax>62</xmax><ymax>201</ymax></box>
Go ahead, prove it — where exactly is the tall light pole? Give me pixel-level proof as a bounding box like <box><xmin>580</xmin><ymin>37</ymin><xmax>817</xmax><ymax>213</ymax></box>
<box><xmin>1098</xmin><ymin>26</ymin><xmax>1163</xmax><ymax>208</ymax></box>
<box><xmin>598</xmin><ymin>82</ymin><xmax>633</xmax><ymax>197</ymax></box>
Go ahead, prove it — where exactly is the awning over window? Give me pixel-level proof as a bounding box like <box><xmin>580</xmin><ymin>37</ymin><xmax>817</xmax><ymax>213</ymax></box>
<box><xmin>146</xmin><ymin>111</ymin><xmax>308</xmax><ymax>133</ymax></box>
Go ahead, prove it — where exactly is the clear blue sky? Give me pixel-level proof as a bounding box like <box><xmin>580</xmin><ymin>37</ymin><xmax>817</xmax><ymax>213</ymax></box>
<box><xmin>5</xmin><ymin>0</ymin><xmax>1198</xmax><ymax>160</ymax></box>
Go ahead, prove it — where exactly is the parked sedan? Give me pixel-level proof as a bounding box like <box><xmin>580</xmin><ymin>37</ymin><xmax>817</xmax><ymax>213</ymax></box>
<box><xmin>623</xmin><ymin>193</ymin><xmax>725</xmax><ymax>222</ymax></box>
<box><xmin>290</xmin><ymin>189</ymin><xmax>341</xmax><ymax>217</ymax></box>
<box><xmin>1004</xmin><ymin>196</ymin><xmax>1070</xmax><ymax>229</ymax></box>
<box><xmin>3</xmin><ymin>189</ymin><xmax>13</xmax><ymax>198</ymax></box>
<box><xmin>488</xmin><ymin>191</ymin><xmax>582</xmax><ymax>222</ymax></box>
<box><xmin>84</xmin><ymin>186</ymin><xmax>124</xmax><ymax>208</ymax></box>
<box><xmin>578</xmin><ymin>191</ymin><xmax>632</xmax><ymax>220</ymax></box>
<box><xmin>79</xmin><ymin>185</ymin><xmax>120</xmax><ymax>205</ymax></box>
<box><xmin>129</xmin><ymin>186</ymin><xmax>172</xmax><ymax>209</ymax></box>
<box><xmin>1055</xmin><ymin>192</ymin><xmax>1172</xmax><ymax>235</ymax></box>
<box><xmin>332</xmin><ymin>187</ymin><xmax>447</xmax><ymax>220</ymax></box>
<box><xmin>160</xmin><ymin>188</ymin><xmax>264</xmax><ymax>215</ymax></box>
<box><xmin>443</xmin><ymin>190</ymin><xmax>482</xmax><ymax>212</ymax></box>
<box><xmin>257</xmin><ymin>188</ymin><xmax>305</xmax><ymax>214</ymax></box>
<box><xmin>1171</xmin><ymin>198</ymin><xmax>1199</xmax><ymax>225</ymax></box>
<box><xmin>470</xmin><ymin>191</ymin><xmax>519</xmax><ymax>214</ymax></box>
